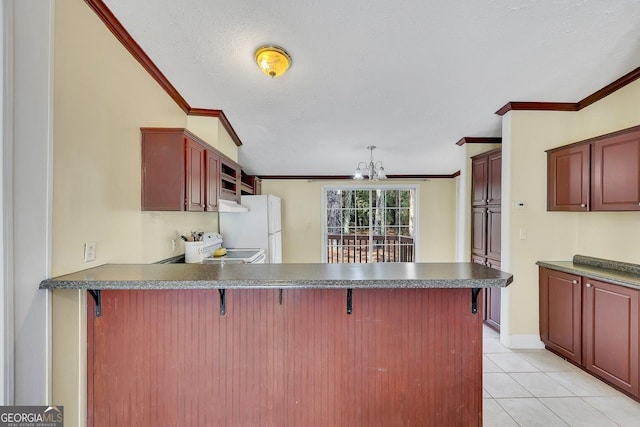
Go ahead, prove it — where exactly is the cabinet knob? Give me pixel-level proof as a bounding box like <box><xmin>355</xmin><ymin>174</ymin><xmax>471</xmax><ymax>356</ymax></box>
<box><xmin>586</xmin><ymin>283</ymin><xmax>592</xmax><ymax>288</ymax></box>
<box><xmin>572</xmin><ymin>280</ymin><xmax>578</xmax><ymax>284</ymax></box>
<box><xmin>580</xmin><ymin>203</ymin><xmax>586</xmax><ymax>208</ymax></box>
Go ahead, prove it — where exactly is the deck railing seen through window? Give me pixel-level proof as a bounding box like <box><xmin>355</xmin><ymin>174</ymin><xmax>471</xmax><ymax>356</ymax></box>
<box><xmin>324</xmin><ymin>188</ymin><xmax>416</xmax><ymax>263</ymax></box>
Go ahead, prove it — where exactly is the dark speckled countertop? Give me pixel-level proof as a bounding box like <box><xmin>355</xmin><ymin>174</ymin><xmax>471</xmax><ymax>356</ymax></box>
<box><xmin>537</xmin><ymin>255</ymin><xmax>640</xmax><ymax>290</ymax></box>
<box><xmin>39</xmin><ymin>262</ymin><xmax>513</xmax><ymax>290</ymax></box>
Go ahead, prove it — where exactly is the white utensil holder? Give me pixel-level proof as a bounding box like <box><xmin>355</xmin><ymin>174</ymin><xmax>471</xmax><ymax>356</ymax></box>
<box><xmin>184</xmin><ymin>241</ymin><xmax>204</xmax><ymax>263</ymax></box>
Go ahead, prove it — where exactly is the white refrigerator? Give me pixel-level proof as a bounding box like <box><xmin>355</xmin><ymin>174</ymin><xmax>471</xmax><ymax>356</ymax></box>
<box><xmin>219</xmin><ymin>195</ymin><xmax>282</xmax><ymax>263</ymax></box>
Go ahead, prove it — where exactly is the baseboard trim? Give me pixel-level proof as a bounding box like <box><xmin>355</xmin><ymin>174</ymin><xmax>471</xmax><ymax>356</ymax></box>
<box><xmin>502</xmin><ymin>334</ymin><xmax>545</xmax><ymax>349</ymax></box>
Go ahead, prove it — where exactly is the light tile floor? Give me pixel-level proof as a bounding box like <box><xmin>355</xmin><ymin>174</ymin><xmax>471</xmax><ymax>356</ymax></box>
<box><xmin>483</xmin><ymin>326</ymin><xmax>640</xmax><ymax>426</ymax></box>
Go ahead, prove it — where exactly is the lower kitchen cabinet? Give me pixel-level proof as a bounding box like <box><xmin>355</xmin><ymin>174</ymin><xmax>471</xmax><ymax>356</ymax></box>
<box><xmin>473</xmin><ymin>256</ymin><xmax>501</xmax><ymax>330</ymax></box>
<box><xmin>539</xmin><ymin>267</ymin><xmax>582</xmax><ymax>364</ymax></box>
<box><xmin>485</xmin><ymin>260</ymin><xmax>501</xmax><ymax>330</ymax></box>
<box><xmin>583</xmin><ymin>278</ymin><xmax>639</xmax><ymax>396</ymax></box>
<box><xmin>539</xmin><ymin>266</ymin><xmax>640</xmax><ymax>398</ymax></box>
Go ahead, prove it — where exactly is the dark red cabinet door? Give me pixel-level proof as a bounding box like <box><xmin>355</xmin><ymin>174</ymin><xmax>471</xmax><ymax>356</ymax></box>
<box><xmin>485</xmin><ymin>260</ymin><xmax>501</xmax><ymax>331</ymax></box>
<box><xmin>185</xmin><ymin>137</ymin><xmax>205</xmax><ymax>212</ymax></box>
<box><xmin>205</xmin><ymin>150</ymin><xmax>220</xmax><ymax>212</ymax></box>
<box><xmin>486</xmin><ymin>207</ymin><xmax>501</xmax><ymax>260</ymax></box>
<box><xmin>471</xmin><ymin>156</ymin><xmax>488</xmax><ymax>206</ymax></box>
<box><xmin>547</xmin><ymin>144</ymin><xmax>590</xmax><ymax>211</ymax></box>
<box><xmin>471</xmin><ymin>207</ymin><xmax>487</xmax><ymax>257</ymax></box>
<box><xmin>583</xmin><ymin>278</ymin><xmax>639</xmax><ymax>396</ymax></box>
<box><xmin>487</xmin><ymin>151</ymin><xmax>502</xmax><ymax>205</ymax></box>
<box><xmin>538</xmin><ymin>267</ymin><xmax>582</xmax><ymax>363</ymax></box>
<box><xmin>141</xmin><ymin>129</ymin><xmax>186</xmax><ymax>211</ymax></box>
<box><xmin>592</xmin><ymin>133</ymin><xmax>640</xmax><ymax>211</ymax></box>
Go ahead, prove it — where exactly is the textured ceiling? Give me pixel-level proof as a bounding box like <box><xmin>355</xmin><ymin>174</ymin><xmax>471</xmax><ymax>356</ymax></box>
<box><xmin>103</xmin><ymin>0</ymin><xmax>640</xmax><ymax>175</ymax></box>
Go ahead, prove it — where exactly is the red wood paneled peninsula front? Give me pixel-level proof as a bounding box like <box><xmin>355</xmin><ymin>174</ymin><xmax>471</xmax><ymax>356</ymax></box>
<box><xmin>41</xmin><ymin>263</ymin><xmax>513</xmax><ymax>427</ymax></box>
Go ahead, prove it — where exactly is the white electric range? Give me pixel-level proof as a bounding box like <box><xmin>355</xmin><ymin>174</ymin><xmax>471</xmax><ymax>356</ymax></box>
<box><xmin>201</xmin><ymin>233</ymin><xmax>266</xmax><ymax>264</ymax></box>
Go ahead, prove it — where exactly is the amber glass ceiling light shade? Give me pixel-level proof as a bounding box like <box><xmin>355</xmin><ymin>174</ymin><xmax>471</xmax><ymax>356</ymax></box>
<box><xmin>255</xmin><ymin>45</ymin><xmax>292</xmax><ymax>78</ymax></box>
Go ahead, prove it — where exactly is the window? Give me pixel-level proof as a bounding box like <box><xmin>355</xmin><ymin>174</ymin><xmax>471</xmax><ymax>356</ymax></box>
<box><xmin>323</xmin><ymin>186</ymin><xmax>417</xmax><ymax>263</ymax></box>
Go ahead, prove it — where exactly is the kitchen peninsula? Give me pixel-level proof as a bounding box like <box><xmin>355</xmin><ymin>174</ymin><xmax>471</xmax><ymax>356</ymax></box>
<box><xmin>41</xmin><ymin>262</ymin><xmax>512</xmax><ymax>427</ymax></box>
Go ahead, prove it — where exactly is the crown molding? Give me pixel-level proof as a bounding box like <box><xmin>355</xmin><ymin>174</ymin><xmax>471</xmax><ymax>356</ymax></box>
<box><xmin>84</xmin><ymin>0</ymin><xmax>242</xmax><ymax>147</ymax></box>
<box><xmin>257</xmin><ymin>173</ymin><xmax>461</xmax><ymax>180</ymax></box>
<box><xmin>577</xmin><ymin>66</ymin><xmax>640</xmax><ymax>110</ymax></box>
<box><xmin>495</xmin><ymin>66</ymin><xmax>640</xmax><ymax>116</ymax></box>
<box><xmin>187</xmin><ymin>109</ymin><xmax>242</xmax><ymax>147</ymax></box>
<box><xmin>495</xmin><ymin>102</ymin><xmax>578</xmax><ymax>116</ymax></box>
<box><xmin>455</xmin><ymin>137</ymin><xmax>502</xmax><ymax>146</ymax></box>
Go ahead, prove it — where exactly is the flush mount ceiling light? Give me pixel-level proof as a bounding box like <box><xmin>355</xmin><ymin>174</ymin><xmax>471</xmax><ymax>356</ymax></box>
<box><xmin>354</xmin><ymin>146</ymin><xmax>387</xmax><ymax>181</ymax></box>
<box><xmin>255</xmin><ymin>45</ymin><xmax>292</xmax><ymax>78</ymax></box>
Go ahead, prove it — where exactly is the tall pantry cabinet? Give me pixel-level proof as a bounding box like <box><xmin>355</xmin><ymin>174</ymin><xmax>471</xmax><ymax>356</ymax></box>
<box><xmin>471</xmin><ymin>149</ymin><xmax>502</xmax><ymax>331</ymax></box>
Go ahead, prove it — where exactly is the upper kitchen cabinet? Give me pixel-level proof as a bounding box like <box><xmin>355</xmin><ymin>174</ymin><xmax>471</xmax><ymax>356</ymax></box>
<box><xmin>141</xmin><ymin>128</ymin><xmax>244</xmax><ymax>211</ymax></box>
<box><xmin>547</xmin><ymin>143</ymin><xmax>590</xmax><ymax>211</ymax></box>
<box><xmin>185</xmin><ymin>137</ymin><xmax>206</xmax><ymax>211</ymax></box>
<box><xmin>205</xmin><ymin>149</ymin><xmax>220</xmax><ymax>211</ymax></box>
<box><xmin>471</xmin><ymin>155</ymin><xmax>488</xmax><ymax>205</ymax></box>
<box><xmin>547</xmin><ymin>124</ymin><xmax>640</xmax><ymax>212</ymax></box>
<box><xmin>487</xmin><ymin>151</ymin><xmax>502</xmax><ymax>205</ymax></box>
<box><xmin>240</xmin><ymin>171</ymin><xmax>262</xmax><ymax>196</ymax></box>
<box><xmin>219</xmin><ymin>157</ymin><xmax>241</xmax><ymax>203</ymax></box>
<box><xmin>592</xmin><ymin>129</ymin><xmax>640</xmax><ymax>211</ymax></box>
<box><xmin>472</xmin><ymin>149</ymin><xmax>501</xmax><ymax>206</ymax></box>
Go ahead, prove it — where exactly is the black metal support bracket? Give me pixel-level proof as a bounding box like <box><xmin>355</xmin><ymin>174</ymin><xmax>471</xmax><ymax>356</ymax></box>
<box><xmin>219</xmin><ymin>289</ymin><xmax>226</xmax><ymax>315</ymax></box>
<box><xmin>347</xmin><ymin>288</ymin><xmax>353</xmax><ymax>315</ymax></box>
<box><xmin>88</xmin><ymin>290</ymin><xmax>102</xmax><ymax>317</ymax></box>
<box><xmin>279</xmin><ymin>289</ymin><xmax>283</xmax><ymax>305</ymax></box>
<box><xmin>471</xmin><ymin>288</ymin><xmax>481</xmax><ymax>314</ymax></box>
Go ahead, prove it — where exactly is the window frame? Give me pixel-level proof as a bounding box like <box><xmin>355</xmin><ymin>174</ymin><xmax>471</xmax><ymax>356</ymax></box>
<box><xmin>321</xmin><ymin>184</ymin><xmax>420</xmax><ymax>263</ymax></box>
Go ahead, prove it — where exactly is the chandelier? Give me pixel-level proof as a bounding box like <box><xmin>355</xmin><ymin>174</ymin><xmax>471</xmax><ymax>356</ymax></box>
<box><xmin>353</xmin><ymin>146</ymin><xmax>387</xmax><ymax>180</ymax></box>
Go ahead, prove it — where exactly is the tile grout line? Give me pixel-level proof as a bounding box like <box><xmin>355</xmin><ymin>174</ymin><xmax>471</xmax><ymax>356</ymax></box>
<box><xmin>482</xmin><ymin>325</ymin><xmax>640</xmax><ymax>426</ymax></box>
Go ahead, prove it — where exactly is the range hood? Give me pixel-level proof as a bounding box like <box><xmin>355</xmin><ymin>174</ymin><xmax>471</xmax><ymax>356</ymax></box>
<box><xmin>218</xmin><ymin>199</ymin><xmax>249</xmax><ymax>213</ymax></box>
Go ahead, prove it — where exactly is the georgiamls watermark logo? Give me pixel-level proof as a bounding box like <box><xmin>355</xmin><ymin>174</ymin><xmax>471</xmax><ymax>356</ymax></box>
<box><xmin>0</xmin><ymin>406</ymin><xmax>63</xmax><ymax>427</ymax></box>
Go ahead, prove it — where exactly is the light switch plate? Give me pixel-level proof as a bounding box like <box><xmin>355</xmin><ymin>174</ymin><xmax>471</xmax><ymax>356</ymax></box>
<box><xmin>519</xmin><ymin>228</ymin><xmax>527</xmax><ymax>240</ymax></box>
<box><xmin>84</xmin><ymin>242</ymin><xmax>96</xmax><ymax>262</ymax></box>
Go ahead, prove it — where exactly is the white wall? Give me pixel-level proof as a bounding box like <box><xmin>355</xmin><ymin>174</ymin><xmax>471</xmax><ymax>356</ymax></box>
<box><xmin>0</xmin><ymin>0</ymin><xmax>9</xmax><ymax>405</ymax></box>
<box><xmin>50</xmin><ymin>1</ymin><xmax>242</xmax><ymax>424</ymax></box>
<box><xmin>455</xmin><ymin>142</ymin><xmax>502</xmax><ymax>262</ymax></box>
<box><xmin>261</xmin><ymin>179</ymin><xmax>458</xmax><ymax>263</ymax></box>
<box><xmin>10</xmin><ymin>0</ymin><xmax>54</xmax><ymax>403</ymax></box>
<box><xmin>501</xmin><ymin>78</ymin><xmax>640</xmax><ymax>347</ymax></box>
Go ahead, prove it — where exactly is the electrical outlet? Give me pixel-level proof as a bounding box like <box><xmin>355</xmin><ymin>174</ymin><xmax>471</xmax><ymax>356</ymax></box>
<box><xmin>84</xmin><ymin>242</ymin><xmax>96</xmax><ymax>262</ymax></box>
<box><xmin>519</xmin><ymin>228</ymin><xmax>527</xmax><ymax>240</ymax></box>
<box><xmin>172</xmin><ymin>239</ymin><xmax>177</xmax><ymax>252</ymax></box>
